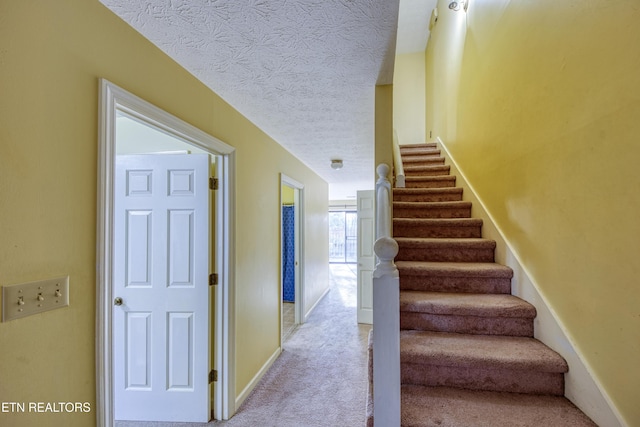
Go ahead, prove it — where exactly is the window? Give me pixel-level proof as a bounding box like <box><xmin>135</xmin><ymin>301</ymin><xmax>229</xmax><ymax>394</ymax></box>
<box><xmin>329</xmin><ymin>210</ymin><xmax>357</xmax><ymax>263</ymax></box>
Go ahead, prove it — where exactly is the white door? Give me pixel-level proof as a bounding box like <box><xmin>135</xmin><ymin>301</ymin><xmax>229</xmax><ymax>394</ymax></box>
<box><xmin>357</xmin><ymin>190</ymin><xmax>375</xmax><ymax>324</ymax></box>
<box><xmin>113</xmin><ymin>154</ymin><xmax>211</xmax><ymax>422</ymax></box>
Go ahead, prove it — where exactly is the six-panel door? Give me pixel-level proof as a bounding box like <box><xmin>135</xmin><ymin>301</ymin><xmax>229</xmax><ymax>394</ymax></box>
<box><xmin>114</xmin><ymin>154</ymin><xmax>210</xmax><ymax>422</ymax></box>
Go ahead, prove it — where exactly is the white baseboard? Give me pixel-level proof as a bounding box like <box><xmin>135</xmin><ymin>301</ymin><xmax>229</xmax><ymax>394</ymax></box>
<box><xmin>437</xmin><ymin>137</ymin><xmax>626</xmax><ymax>427</ymax></box>
<box><xmin>234</xmin><ymin>347</ymin><xmax>282</xmax><ymax>410</ymax></box>
<box><xmin>234</xmin><ymin>285</ymin><xmax>330</xmax><ymax>411</ymax></box>
<box><xmin>304</xmin><ymin>286</ymin><xmax>330</xmax><ymax>322</ymax></box>
<box><xmin>233</xmin><ymin>286</ymin><xmax>330</xmax><ymax>413</ymax></box>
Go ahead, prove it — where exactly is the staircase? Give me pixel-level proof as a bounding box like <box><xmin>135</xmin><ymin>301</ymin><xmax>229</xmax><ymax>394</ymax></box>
<box><xmin>368</xmin><ymin>143</ymin><xmax>598</xmax><ymax>426</ymax></box>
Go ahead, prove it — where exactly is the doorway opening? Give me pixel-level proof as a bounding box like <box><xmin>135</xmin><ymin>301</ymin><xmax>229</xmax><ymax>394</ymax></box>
<box><xmin>329</xmin><ymin>209</ymin><xmax>358</xmax><ymax>264</ymax></box>
<box><xmin>97</xmin><ymin>80</ymin><xmax>236</xmax><ymax>425</ymax></box>
<box><xmin>280</xmin><ymin>174</ymin><xmax>304</xmax><ymax>344</ymax></box>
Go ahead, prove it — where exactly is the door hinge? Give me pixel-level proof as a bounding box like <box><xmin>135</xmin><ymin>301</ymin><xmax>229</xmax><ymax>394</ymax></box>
<box><xmin>209</xmin><ymin>369</ymin><xmax>218</xmax><ymax>383</ymax></box>
<box><xmin>209</xmin><ymin>273</ymin><xmax>218</xmax><ymax>286</ymax></box>
<box><xmin>209</xmin><ymin>177</ymin><xmax>219</xmax><ymax>190</ymax></box>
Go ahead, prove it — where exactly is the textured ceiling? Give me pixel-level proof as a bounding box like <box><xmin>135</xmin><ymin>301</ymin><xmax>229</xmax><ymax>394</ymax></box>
<box><xmin>99</xmin><ymin>0</ymin><xmax>403</xmax><ymax>200</ymax></box>
<box><xmin>396</xmin><ymin>0</ymin><xmax>437</xmax><ymax>54</ymax></box>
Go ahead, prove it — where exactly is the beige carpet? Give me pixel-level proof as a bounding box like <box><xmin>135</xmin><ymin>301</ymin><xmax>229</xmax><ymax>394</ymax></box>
<box><xmin>116</xmin><ymin>263</ymin><xmax>371</xmax><ymax>427</ymax></box>
<box><xmin>282</xmin><ymin>301</ymin><xmax>296</xmax><ymax>342</ymax></box>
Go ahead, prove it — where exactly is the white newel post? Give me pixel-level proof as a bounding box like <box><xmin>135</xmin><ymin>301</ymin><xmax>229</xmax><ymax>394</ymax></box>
<box><xmin>373</xmin><ymin>163</ymin><xmax>400</xmax><ymax>427</ymax></box>
<box><xmin>376</xmin><ymin>164</ymin><xmax>392</xmax><ymax>240</ymax></box>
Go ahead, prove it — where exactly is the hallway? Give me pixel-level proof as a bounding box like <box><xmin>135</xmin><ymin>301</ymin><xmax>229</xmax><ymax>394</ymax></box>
<box><xmin>117</xmin><ymin>264</ymin><xmax>371</xmax><ymax>427</ymax></box>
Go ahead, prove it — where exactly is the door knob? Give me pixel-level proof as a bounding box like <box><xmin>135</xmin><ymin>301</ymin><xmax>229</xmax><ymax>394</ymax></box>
<box><xmin>114</xmin><ymin>297</ymin><xmax>123</xmax><ymax>306</ymax></box>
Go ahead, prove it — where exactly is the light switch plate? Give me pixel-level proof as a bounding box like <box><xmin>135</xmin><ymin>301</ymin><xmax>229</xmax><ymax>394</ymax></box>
<box><xmin>2</xmin><ymin>276</ymin><xmax>69</xmax><ymax>322</ymax></box>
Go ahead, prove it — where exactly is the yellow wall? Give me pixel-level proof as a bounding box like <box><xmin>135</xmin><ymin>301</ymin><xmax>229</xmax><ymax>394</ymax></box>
<box><xmin>281</xmin><ymin>184</ymin><xmax>295</xmax><ymax>205</ymax></box>
<box><xmin>0</xmin><ymin>1</ymin><xmax>328</xmax><ymax>426</ymax></box>
<box><xmin>375</xmin><ymin>85</ymin><xmax>394</xmax><ymax>173</ymax></box>
<box><xmin>393</xmin><ymin>52</ymin><xmax>426</xmax><ymax>145</ymax></box>
<box><xmin>425</xmin><ymin>0</ymin><xmax>640</xmax><ymax>424</ymax></box>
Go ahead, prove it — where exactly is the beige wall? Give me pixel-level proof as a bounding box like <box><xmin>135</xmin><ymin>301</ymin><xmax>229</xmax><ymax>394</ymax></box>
<box><xmin>425</xmin><ymin>0</ymin><xmax>640</xmax><ymax>424</ymax></box>
<box><xmin>0</xmin><ymin>1</ymin><xmax>328</xmax><ymax>426</ymax></box>
<box><xmin>375</xmin><ymin>85</ymin><xmax>394</xmax><ymax>172</ymax></box>
<box><xmin>393</xmin><ymin>52</ymin><xmax>426</xmax><ymax>145</ymax></box>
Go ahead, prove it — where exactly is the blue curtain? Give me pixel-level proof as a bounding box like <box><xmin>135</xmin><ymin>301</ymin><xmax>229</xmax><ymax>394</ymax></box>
<box><xmin>282</xmin><ymin>205</ymin><xmax>295</xmax><ymax>302</ymax></box>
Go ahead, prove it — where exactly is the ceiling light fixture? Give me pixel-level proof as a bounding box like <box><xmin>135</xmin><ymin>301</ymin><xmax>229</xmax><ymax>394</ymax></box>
<box><xmin>448</xmin><ymin>0</ymin><xmax>468</xmax><ymax>11</ymax></box>
<box><xmin>331</xmin><ymin>159</ymin><xmax>343</xmax><ymax>170</ymax></box>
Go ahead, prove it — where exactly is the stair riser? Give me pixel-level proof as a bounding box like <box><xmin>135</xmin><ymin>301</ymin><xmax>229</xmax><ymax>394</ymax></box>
<box><xmin>400</xmin><ymin>312</ymin><xmax>534</xmax><ymax>337</ymax></box>
<box><xmin>405</xmin><ymin>179</ymin><xmax>456</xmax><ymax>189</ymax></box>
<box><xmin>394</xmin><ymin>223</ymin><xmax>483</xmax><ymax>239</ymax></box>
<box><xmin>393</xmin><ymin>193</ymin><xmax>463</xmax><ymax>202</ymax></box>
<box><xmin>396</xmin><ymin>246</ymin><xmax>494</xmax><ymax>263</ymax></box>
<box><xmin>394</xmin><ymin>206</ymin><xmax>471</xmax><ymax>219</ymax></box>
<box><xmin>399</xmin><ymin>275</ymin><xmax>512</xmax><ymax>294</ymax></box>
<box><xmin>401</xmin><ymin>363</ymin><xmax>565</xmax><ymax>395</ymax></box>
<box><xmin>404</xmin><ymin>166</ymin><xmax>450</xmax><ymax>177</ymax></box>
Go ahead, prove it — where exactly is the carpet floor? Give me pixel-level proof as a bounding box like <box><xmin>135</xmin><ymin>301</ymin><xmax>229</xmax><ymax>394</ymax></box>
<box><xmin>116</xmin><ymin>263</ymin><xmax>371</xmax><ymax>427</ymax></box>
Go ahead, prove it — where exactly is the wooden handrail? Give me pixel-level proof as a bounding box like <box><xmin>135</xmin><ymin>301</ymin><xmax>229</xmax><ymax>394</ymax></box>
<box><xmin>372</xmin><ymin>163</ymin><xmax>400</xmax><ymax>427</ymax></box>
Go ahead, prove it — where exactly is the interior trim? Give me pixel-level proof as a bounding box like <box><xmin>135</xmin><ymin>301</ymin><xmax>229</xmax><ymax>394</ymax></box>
<box><xmin>96</xmin><ymin>79</ymin><xmax>237</xmax><ymax>424</ymax></box>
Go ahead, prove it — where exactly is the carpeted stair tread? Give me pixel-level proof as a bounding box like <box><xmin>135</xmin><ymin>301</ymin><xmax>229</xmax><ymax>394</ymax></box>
<box><xmin>397</xmin><ymin>261</ymin><xmax>513</xmax><ymax>278</ymax></box>
<box><xmin>404</xmin><ymin>164</ymin><xmax>449</xmax><ymax>170</ymax></box>
<box><xmin>396</xmin><ymin>237</ymin><xmax>495</xmax><ymax>249</ymax></box>
<box><xmin>404</xmin><ymin>176</ymin><xmax>455</xmax><ymax>183</ymax></box>
<box><xmin>401</xmin><ymin>385</ymin><xmax>598</xmax><ymax>427</ymax></box>
<box><xmin>401</xmin><ymin>148</ymin><xmax>442</xmax><ymax>157</ymax></box>
<box><xmin>400</xmin><ymin>301</ymin><xmax>535</xmax><ymax>337</ymax></box>
<box><xmin>394</xmin><ymin>217</ymin><xmax>482</xmax><ymax>226</ymax></box>
<box><xmin>405</xmin><ymin>175</ymin><xmax>456</xmax><ymax>188</ymax></box>
<box><xmin>394</xmin><ymin>201</ymin><xmax>472</xmax><ymax>219</ymax></box>
<box><xmin>400</xmin><ymin>143</ymin><xmax>438</xmax><ymax>150</ymax></box>
<box><xmin>397</xmin><ymin>261</ymin><xmax>512</xmax><ymax>294</ymax></box>
<box><xmin>395</xmin><ymin>237</ymin><xmax>496</xmax><ymax>262</ymax></box>
<box><xmin>400</xmin><ymin>330</ymin><xmax>568</xmax><ymax>373</ymax></box>
<box><xmin>394</xmin><ymin>201</ymin><xmax>472</xmax><ymax>209</ymax></box>
<box><xmin>394</xmin><ymin>218</ymin><xmax>483</xmax><ymax>239</ymax></box>
<box><xmin>404</xmin><ymin>164</ymin><xmax>451</xmax><ymax>176</ymax></box>
<box><xmin>393</xmin><ymin>187</ymin><xmax>463</xmax><ymax>202</ymax></box>
<box><xmin>402</xmin><ymin>156</ymin><xmax>444</xmax><ymax>168</ymax></box>
<box><xmin>400</xmin><ymin>291</ymin><xmax>536</xmax><ymax>318</ymax></box>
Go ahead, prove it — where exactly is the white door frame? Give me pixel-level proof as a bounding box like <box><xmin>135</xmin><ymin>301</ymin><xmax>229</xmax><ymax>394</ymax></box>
<box><xmin>97</xmin><ymin>79</ymin><xmax>237</xmax><ymax>425</ymax></box>
<box><xmin>280</xmin><ymin>174</ymin><xmax>305</xmax><ymax>327</ymax></box>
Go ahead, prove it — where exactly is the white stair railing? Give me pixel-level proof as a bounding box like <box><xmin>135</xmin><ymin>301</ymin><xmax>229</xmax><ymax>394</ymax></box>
<box><xmin>373</xmin><ymin>163</ymin><xmax>400</xmax><ymax>427</ymax></box>
<box><xmin>393</xmin><ymin>130</ymin><xmax>405</xmax><ymax>188</ymax></box>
